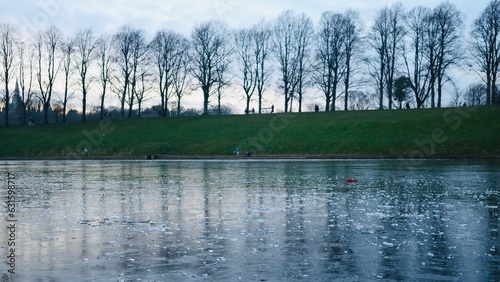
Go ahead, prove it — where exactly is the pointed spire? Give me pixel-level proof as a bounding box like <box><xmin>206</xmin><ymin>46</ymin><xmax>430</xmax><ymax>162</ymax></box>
<box><xmin>14</xmin><ymin>79</ymin><xmax>19</xmax><ymax>95</ymax></box>
<box><xmin>11</xmin><ymin>78</ymin><xmax>22</xmax><ymax>111</ymax></box>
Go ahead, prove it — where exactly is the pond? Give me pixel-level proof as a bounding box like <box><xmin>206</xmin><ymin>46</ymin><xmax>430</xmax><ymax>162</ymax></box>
<box><xmin>0</xmin><ymin>159</ymin><xmax>499</xmax><ymax>281</ymax></box>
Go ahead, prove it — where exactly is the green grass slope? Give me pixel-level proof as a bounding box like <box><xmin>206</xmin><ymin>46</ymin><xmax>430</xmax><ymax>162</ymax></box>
<box><xmin>0</xmin><ymin>106</ymin><xmax>499</xmax><ymax>158</ymax></box>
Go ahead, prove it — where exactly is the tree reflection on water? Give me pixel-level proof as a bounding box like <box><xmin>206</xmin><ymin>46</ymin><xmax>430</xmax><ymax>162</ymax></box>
<box><xmin>0</xmin><ymin>159</ymin><xmax>498</xmax><ymax>281</ymax></box>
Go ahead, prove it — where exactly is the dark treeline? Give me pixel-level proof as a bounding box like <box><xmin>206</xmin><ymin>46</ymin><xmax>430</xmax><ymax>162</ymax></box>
<box><xmin>1</xmin><ymin>0</ymin><xmax>500</xmax><ymax>126</ymax></box>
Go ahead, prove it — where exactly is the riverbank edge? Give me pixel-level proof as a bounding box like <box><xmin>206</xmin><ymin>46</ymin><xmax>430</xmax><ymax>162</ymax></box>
<box><xmin>1</xmin><ymin>153</ymin><xmax>499</xmax><ymax>161</ymax></box>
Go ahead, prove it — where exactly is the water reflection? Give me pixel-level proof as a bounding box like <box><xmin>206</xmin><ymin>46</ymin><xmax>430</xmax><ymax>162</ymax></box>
<box><xmin>0</xmin><ymin>159</ymin><xmax>499</xmax><ymax>281</ymax></box>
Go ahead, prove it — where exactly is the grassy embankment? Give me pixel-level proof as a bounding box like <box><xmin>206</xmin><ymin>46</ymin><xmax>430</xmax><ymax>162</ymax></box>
<box><xmin>0</xmin><ymin>106</ymin><xmax>499</xmax><ymax>159</ymax></box>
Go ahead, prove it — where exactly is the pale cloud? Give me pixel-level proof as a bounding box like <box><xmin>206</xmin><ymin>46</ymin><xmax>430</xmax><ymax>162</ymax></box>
<box><xmin>0</xmin><ymin>0</ymin><xmax>490</xmax><ymax>38</ymax></box>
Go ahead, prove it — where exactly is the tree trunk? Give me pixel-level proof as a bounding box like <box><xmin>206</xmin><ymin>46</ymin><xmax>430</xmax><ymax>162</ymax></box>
<box><xmin>258</xmin><ymin>95</ymin><xmax>262</xmax><ymax>114</ymax></box>
<box><xmin>22</xmin><ymin>103</ymin><xmax>27</xmax><ymax>125</ymax></box>
<box><xmin>160</xmin><ymin>92</ymin><xmax>165</xmax><ymax>117</ymax></box>
<box><xmin>3</xmin><ymin>72</ymin><xmax>9</xmax><ymax>126</ymax></box>
<box><xmin>203</xmin><ymin>86</ymin><xmax>209</xmax><ymax>115</ymax></box>
<box><xmin>63</xmin><ymin>85</ymin><xmax>68</xmax><ymax>123</ymax></box>
<box><xmin>120</xmin><ymin>99</ymin><xmax>125</xmax><ymax>118</ymax></box>
<box><xmin>284</xmin><ymin>95</ymin><xmax>289</xmax><ymax>113</ymax></box>
<box><xmin>163</xmin><ymin>88</ymin><xmax>169</xmax><ymax>117</ymax></box>
<box><xmin>218</xmin><ymin>95</ymin><xmax>222</xmax><ymax>115</ymax></box>
<box><xmin>344</xmin><ymin>50</ymin><xmax>351</xmax><ymax>111</ymax></box>
<box><xmin>245</xmin><ymin>95</ymin><xmax>250</xmax><ymax>115</ymax></box>
<box><xmin>82</xmin><ymin>88</ymin><xmax>87</xmax><ymax>122</ymax></box>
<box><xmin>492</xmin><ymin>65</ymin><xmax>498</xmax><ymax>105</ymax></box>
<box><xmin>344</xmin><ymin>78</ymin><xmax>349</xmax><ymax>111</ymax></box>
<box><xmin>128</xmin><ymin>102</ymin><xmax>133</xmax><ymax>118</ymax></box>
<box><xmin>379</xmin><ymin>65</ymin><xmax>384</xmax><ymax>110</ymax></box>
<box><xmin>4</xmin><ymin>96</ymin><xmax>9</xmax><ymax>127</ymax></box>
<box><xmin>43</xmin><ymin>102</ymin><xmax>49</xmax><ymax>124</ymax></box>
<box><xmin>437</xmin><ymin>76</ymin><xmax>442</xmax><ymax>108</ymax></box>
<box><xmin>177</xmin><ymin>99</ymin><xmax>181</xmax><ymax>116</ymax></box>
<box><xmin>100</xmin><ymin>90</ymin><xmax>106</xmax><ymax>120</ymax></box>
<box><xmin>298</xmin><ymin>96</ymin><xmax>302</xmax><ymax>113</ymax></box>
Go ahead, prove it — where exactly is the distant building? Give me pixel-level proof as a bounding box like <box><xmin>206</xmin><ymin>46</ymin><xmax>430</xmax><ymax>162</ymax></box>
<box><xmin>10</xmin><ymin>80</ymin><xmax>24</xmax><ymax>124</ymax></box>
<box><xmin>11</xmin><ymin>80</ymin><xmax>22</xmax><ymax>110</ymax></box>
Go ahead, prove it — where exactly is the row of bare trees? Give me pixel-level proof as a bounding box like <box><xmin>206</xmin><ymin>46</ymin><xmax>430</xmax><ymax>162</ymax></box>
<box><xmin>314</xmin><ymin>10</ymin><xmax>362</xmax><ymax>112</ymax></box>
<box><xmin>401</xmin><ymin>3</ymin><xmax>463</xmax><ymax>109</ymax></box>
<box><xmin>471</xmin><ymin>0</ymin><xmax>500</xmax><ymax>106</ymax></box>
<box><xmin>234</xmin><ymin>22</ymin><xmax>272</xmax><ymax>114</ymax></box>
<box><xmin>1</xmin><ymin>0</ymin><xmax>499</xmax><ymax>126</ymax></box>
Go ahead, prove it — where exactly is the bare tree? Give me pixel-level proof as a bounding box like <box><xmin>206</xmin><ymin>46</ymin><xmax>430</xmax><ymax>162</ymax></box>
<box><xmin>425</xmin><ymin>9</ymin><xmax>440</xmax><ymax>109</ymax></box>
<box><xmin>0</xmin><ymin>24</ymin><xmax>17</xmax><ymax>126</ymax></box>
<box><xmin>403</xmin><ymin>7</ymin><xmax>435</xmax><ymax>108</ymax></box>
<box><xmin>314</xmin><ymin>12</ymin><xmax>347</xmax><ymax>112</ymax></box>
<box><xmin>343</xmin><ymin>10</ymin><xmax>363</xmax><ymax>111</ymax></box>
<box><xmin>385</xmin><ymin>4</ymin><xmax>406</xmax><ymax>110</ymax></box>
<box><xmin>273</xmin><ymin>11</ymin><xmax>298</xmax><ymax>113</ymax></box>
<box><xmin>214</xmin><ymin>53</ymin><xmax>232</xmax><ymax>115</ymax></box>
<box><xmin>348</xmin><ymin>91</ymin><xmax>372</xmax><ymax>110</ymax></box>
<box><xmin>35</xmin><ymin>26</ymin><xmax>61</xmax><ymax>124</ymax></box>
<box><xmin>96</xmin><ymin>35</ymin><xmax>113</xmax><ymax>120</ymax></box>
<box><xmin>403</xmin><ymin>7</ymin><xmax>431</xmax><ymax>108</ymax></box>
<box><xmin>134</xmin><ymin>58</ymin><xmax>153</xmax><ymax>118</ymax></box>
<box><xmin>234</xmin><ymin>22</ymin><xmax>273</xmax><ymax>114</ymax></box>
<box><xmin>273</xmin><ymin>10</ymin><xmax>313</xmax><ymax>112</ymax></box>
<box><xmin>235</xmin><ymin>28</ymin><xmax>257</xmax><ymax>114</ymax></box>
<box><xmin>112</xmin><ymin>25</ymin><xmax>135</xmax><ymax>118</ymax></box>
<box><xmin>60</xmin><ymin>37</ymin><xmax>74</xmax><ymax>123</ymax></box>
<box><xmin>191</xmin><ymin>20</ymin><xmax>231</xmax><ymax>115</ymax></box>
<box><xmin>432</xmin><ymin>2</ymin><xmax>464</xmax><ymax>108</ymax></box>
<box><xmin>17</xmin><ymin>43</ymin><xmax>35</xmax><ymax>124</ymax></box>
<box><xmin>74</xmin><ymin>29</ymin><xmax>97</xmax><ymax>122</ymax></box>
<box><xmin>471</xmin><ymin>0</ymin><xmax>500</xmax><ymax>105</ymax></box>
<box><xmin>253</xmin><ymin>21</ymin><xmax>273</xmax><ymax>114</ymax></box>
<box><xmin>448</xmin><ymin>83</ymin><xmax>464</xmax><ymax>107</ymax></box>
<box><xmin>293</xmin><ymin>13</ymin><xmax>314</xmax><ymax>113</ymax></box>
<box><xmin>127</xmin><ymin>29</ymin><xmax>148</xmax><ymax>118</ymax></box>
<box><xmin>464</xmin><ymin>82</ymin><xmax>487</xmax><ymax>106</ymax></box>
<box><xmin>172</xmin><ymin>39</ymin><xmax>191</xmax><ymax>116</ymax></box>
<box><xmin>368</xmin><ymin>8</ymin><xmax>389</xmax><ymax>110</ymax></box>
<box><xmin>368</xmin><ymin>4</ymin><xmax>405</xmax><ymax>110</ymax></box>
<box><xmin>150</xmin><ymin>30</ymin><xmax>187</xmax><ymax>117</ymax></box>
<box><xmin>404</xmin><ymin>3</ymin><xmax>463</xmax><ymax>109</ymax></box>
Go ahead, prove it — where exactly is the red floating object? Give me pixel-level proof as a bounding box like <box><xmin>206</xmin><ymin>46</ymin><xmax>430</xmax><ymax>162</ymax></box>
<box><xmin>347</xmin><ymin>178</ymin><xmax>357</xmax><ymax>183</ymax></box>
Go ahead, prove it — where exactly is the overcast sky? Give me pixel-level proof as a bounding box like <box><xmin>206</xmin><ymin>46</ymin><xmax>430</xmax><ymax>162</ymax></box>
<box><xmin>1</xmin><ymin>0</ymin><xmax>491</xmax><ymax>39</ymax></box>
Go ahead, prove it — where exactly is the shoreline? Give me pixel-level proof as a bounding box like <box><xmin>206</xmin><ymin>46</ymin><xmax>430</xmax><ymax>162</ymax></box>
<box><xmin>1</xmin><ymin>153</ymin><xmax>499</xmax><ymax>161</ymax></box>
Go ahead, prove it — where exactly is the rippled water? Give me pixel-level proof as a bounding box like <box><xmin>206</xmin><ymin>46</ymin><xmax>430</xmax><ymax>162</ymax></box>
<box><xmin>0</xmin><ymin>159</ymin><xmax>499</xmax><ymax>281</ymax></box>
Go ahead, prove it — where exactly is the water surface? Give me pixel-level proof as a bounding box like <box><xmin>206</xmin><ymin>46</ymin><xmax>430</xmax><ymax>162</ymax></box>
<box><xmin>0</xmin><ymin>159</ymin><xmax>499</xmax><ymax>281</ymax></box>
